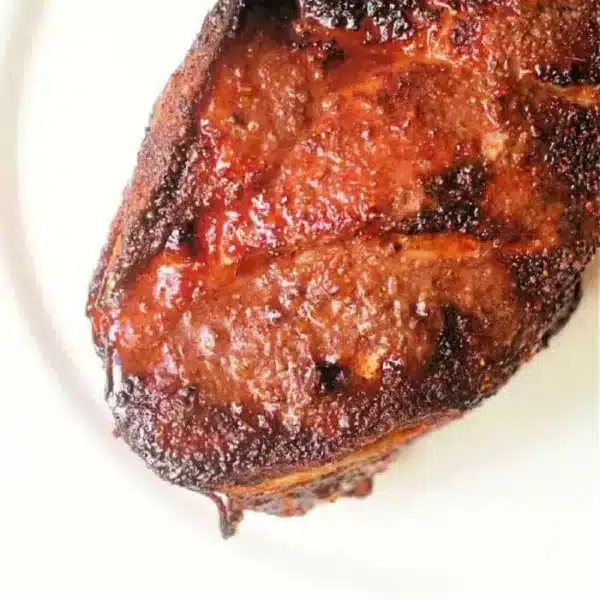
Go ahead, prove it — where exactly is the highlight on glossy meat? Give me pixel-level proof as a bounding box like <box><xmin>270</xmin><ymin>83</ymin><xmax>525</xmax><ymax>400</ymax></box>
<box><xmin>87</xmin><ymin>0</ymin><xmax>600</xmax><ymax>537</ymax></box>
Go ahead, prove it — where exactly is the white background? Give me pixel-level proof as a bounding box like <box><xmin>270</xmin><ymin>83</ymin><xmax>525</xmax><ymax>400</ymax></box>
<box><xmin>1</xmin><ymin>1</ymin><xmax>599</xmax><ymax>598</ymax></box>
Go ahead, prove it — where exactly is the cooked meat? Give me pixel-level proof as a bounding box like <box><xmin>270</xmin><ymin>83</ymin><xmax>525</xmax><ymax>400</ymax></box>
<box><xmin>88</xmin><ymin>0</ymin><xmax>600</xmax><ymax>537</ymax></box>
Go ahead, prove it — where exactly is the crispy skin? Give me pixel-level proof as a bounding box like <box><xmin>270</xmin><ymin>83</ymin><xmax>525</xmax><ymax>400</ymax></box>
<box><xmin>88</xmin><ymin>0</ymin><xmax>600</xmax><ymax>536</ymax></box>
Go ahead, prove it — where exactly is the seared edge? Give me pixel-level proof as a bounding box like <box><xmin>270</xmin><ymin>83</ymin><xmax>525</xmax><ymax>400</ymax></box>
<box><xmin>88</xmin><ymin>0</ymin><xmax>250</xmax><ymax>316</ymax></box>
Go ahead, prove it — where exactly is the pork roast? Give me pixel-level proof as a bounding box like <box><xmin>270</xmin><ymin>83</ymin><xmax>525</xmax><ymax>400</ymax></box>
<box><xmin>88</xmin><ymin>0</ymin><xmax>600</xmax><ymax>536</ymax></box>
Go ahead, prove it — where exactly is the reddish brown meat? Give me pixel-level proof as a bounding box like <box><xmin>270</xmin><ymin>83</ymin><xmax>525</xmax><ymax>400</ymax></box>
<box><xmin>88</xmin><ymin>0</ymin><xmax>600</xmax><ymax>536</ymax></box>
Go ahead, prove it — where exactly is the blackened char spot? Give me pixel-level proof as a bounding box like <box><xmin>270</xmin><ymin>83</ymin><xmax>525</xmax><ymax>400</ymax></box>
<box><xmin>420</xmin><ymin>306</ymin><xmax>482</xmax><ymax>411</ymax></box>
<box><xmin>532</xmin><ymin>100</ymin><xmax>600</xmax><ymax>197</ymax></box>
<box><xmin>118</xmin><ymin>133</ymin><xmax>198</xmax><ymax>289</ymax></box>
<box><xmin>410</xmin><ymin>163</ymin><xmax>488</xmax><ymax>235</ymax></box>
<box><xmin>507</xmin><ymin>246</ymin><xmax>589</xmax><ymax>314</ymax></box>
<box><xmin>316</xmin><ymin>361</ymin><xmax>350</xmax><ymax>394</ymax></box>
<box><xmin>535</xmin><ymin>59</ymin><xmax>600</xmax><ymax>87</ymax></box>
<box><xmin>430</xmin><ymin>307</ymin><xmax>469</xmax><ymax>366</ymax></box>
<box><xmin>299</xmin><ymin>0</ymin><xmax>366</xmax><ymax>29</ymax></box>
<box><xmin>541</xmin><ymin>279</ymin><xmax>582</xmax><ymax>347</ymax></box>
<box><xmin>165</xmin><ymin>220</ymin><xmax>197</xmax><ymax>251</ymax></box>
<box><xmin>534</xmin><ymin>22</ymin><xmax>600</xmax><ymax>87</ymax></box>
<box><xmin>295</xmin><ymin>38</ymin><xmax>346</xmax><ymax>68</ymax></box>
<box><xmin>518</xmin><ymin>98</ymin><xmax>600</xmax><ymax>240</ymax></box>
<box><xmin>321</xmin><ymin>40</ymin><xmax>346</xmax><ymax>68</ymax></box>
<box><xmin>506</xmin><ymin>248</ymin><xmax>589</xmax><ymax>347</ymax></box>
<box><xmin>365</xmin><ymin>0</ymin><xmax>417</xmax><ymax>42</ymax></box>
<box><xmin>508</xmin><ymin>249</ymin><xmax>578</xmax><ymax>300</ymax></box>
<box><xmin>246</xmin><ymin>0</ymin><xmax>299</xmax><ymax>21</ymax></box>
<box><xmin>426</xmin><ymin>163</ymin><xmax>487</xmax><ymax>206</ymax></box>
<box><xmin>299</xmin><ymin>0</ymin><xmax>422</xmax><ymax>41</ymax></box>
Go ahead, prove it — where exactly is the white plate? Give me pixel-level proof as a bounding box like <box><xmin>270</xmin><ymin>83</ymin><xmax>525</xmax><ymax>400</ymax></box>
<box><xmin>0</xmin><ymin>2</ymin><xmax>598</xmax><ymax>598</ymax></box>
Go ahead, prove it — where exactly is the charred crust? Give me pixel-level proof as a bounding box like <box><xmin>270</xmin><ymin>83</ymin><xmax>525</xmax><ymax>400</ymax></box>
<box><xmin>425</xmin><ymin>163</ymin><xmax>488</xmax><ymax>208</ymax></box>
<box><xmin>299</xmin><ymin>0</ymin><xmax>367</xmax><ymax>30</ymax></box>
<box><xmin>251</xmin><ymin>0</ymin><xmax>299</xmax><ymax>20</ymax></box>
<box><xmin>533</xmin><ymin>100</ymin><xmax>600</xmax><ymax>197</ymax></box>
<box><xmin>120</xmin><ymin>134</ymin><xmax>199</xmax><ymax>273</ymax></box>
<box><xmin>505</xmin><ymin>245</ymin><xmax>593</xmax><ymax>353</ymax></box>
<box><xmin>223</xmin><ymin>451</ymin><xmax>394</xmax><ymax>534</ymax></box>
<box><xmin>534</xmin><ymin>19</ymin><xmax>600</xmax><ymax>87</ymax></box>
<box><xmin>508</xmin><ymin>248</ymin><xmax>581</xmax><ymax>301</ymax></box>
<box><xmin>535</xmin><ymin>59</ymin><xmax>600</xmax><ymax>87</ymax></box>
<box><xmin>541</xmin><ymin>277</ymin><xmax>582</xmax><ymax>347</ymax></box>
<box><xmin>110</xmin><ymin>300</ymin><xmax>518</xmax><ymax>492</ymax></box>
<box><xmin>299</xmin><ymin>0</ymin><xmax>436</xmax><ymax>42</ymax></box>
<box><xmin>89</xmin><ymin>0</ymin><xmax>266</xmax><ymax>305</ymax></box>
<box><xmin>316</xmin><ymin>361</ymin><xmax>350</xmax><ymax>395</ymax></box>
<box><xmin>408</xmin><ymin>163</ymin><xmax>489</xmax><ymax>235</ymax></box>
<box><xmin>420</xmin><ymin>306</ymin><xmax>493</xmax><ymax>411</ymax></box>
<box><xmin>526</xmin><ymin>98</ymin><xmax>600</xmax><ymax>241</ymax></box>
<box><xmin>506</xmin><ymin>244</ymin><xmax>592</xmax><ymax>314</ymax></box>
<box><xmin>363</xmin><ymin>0</ymin><xmax>418</xmax><ymax>42</ymax></box>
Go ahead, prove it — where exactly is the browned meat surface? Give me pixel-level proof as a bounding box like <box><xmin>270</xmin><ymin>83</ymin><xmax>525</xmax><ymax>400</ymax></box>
<box><xmin>88</xmin><ymin>0</ymin><xmax>600</xmax><ymax>536</ymax></box>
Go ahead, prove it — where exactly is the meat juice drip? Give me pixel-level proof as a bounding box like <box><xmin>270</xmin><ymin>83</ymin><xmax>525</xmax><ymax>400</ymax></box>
<box><xmin>203</xmin><ymin>493</ymin><xmax>244</xmax><ymax>539</ymax></box>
